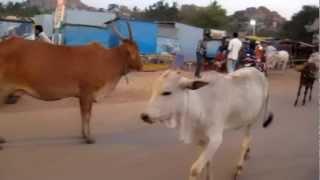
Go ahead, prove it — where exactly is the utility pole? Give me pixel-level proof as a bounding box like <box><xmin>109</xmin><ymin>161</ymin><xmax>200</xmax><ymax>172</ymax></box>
<box><xmin>53</xmin><ymin>0</ymin><xmax>65</xmax><ymax>44</ymax></box>
<box><xmin>250</xmin><ymin>19</ymin><xmax>256</xmax><ymax>36</ymax></box>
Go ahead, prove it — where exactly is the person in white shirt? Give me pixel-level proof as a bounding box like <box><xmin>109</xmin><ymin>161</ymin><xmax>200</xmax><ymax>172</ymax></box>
<box><xmin>35</xmin><ymin>25</ymin><xmax>52</xmax><ymax>44</ymax></box>
<box><xmin>227</xmin><ymin>32</ymin><xmax>242</xmax><ymax>73</ymax></box>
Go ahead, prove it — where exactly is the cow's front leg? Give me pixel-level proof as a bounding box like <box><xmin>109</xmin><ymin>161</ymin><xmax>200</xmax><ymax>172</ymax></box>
<box><xmin>282</xmin><ymin>61</ymin><xmax>287</xmax><ymax>71</ymax></box>
<box><xmin>234</xmin><ymin>125</ymin><xmax>252</xmax><ymax>180</ymax></box>
<box><xmin>302</xmin><ymin>86</ymin><xmax>309</xmax><ymax>106</ymax></box>
<box><xmin>189</xmin><ymin>131</ymin><xmax>222</xmax><ymax>180</ymax></box>
<box><xmin>79</xmin><ymin>91</ymin><xmax>95</xmax><ymax>144</ymax></box>
<box><xmin>205</xmin><ymin>162</ymin><xmax>211</xmax><ymax>180</ymax></box>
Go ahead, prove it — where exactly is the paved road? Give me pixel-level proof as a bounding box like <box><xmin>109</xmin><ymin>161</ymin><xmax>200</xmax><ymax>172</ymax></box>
<box><xmin>0</xmin><ymin>70</ymin><xmax>318</xmax><ymax>180</ymax></box>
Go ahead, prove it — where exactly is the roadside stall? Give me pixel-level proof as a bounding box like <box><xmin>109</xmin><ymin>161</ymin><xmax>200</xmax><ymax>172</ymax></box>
<box><xmin>277</xmin><ymin>39</ymin><xmax>315</xmax><ymax>65</ymax></box>
<box><xmin>203</xmin><ymin>29</ymin><xmax>227</xmax><ymax>71</ymax></box>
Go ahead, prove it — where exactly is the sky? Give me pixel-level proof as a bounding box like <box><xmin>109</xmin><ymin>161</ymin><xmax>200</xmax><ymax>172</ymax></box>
<box><xmin>2</xmin><ymin>0</ymin><xmax>319</xmax><ymax>19</ymax></box>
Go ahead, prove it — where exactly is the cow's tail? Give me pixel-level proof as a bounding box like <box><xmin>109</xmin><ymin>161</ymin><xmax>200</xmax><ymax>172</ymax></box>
<box><xmin>262</xmin><ymin>93</ymin><xmax>274</xmax><ymax>128</ymax></box>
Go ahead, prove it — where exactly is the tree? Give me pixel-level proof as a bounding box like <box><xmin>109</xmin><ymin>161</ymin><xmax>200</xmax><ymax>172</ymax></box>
<box><xmin>179</xmin><ymin>1</ymin><xmax>229</xmax><ymax>29</ymax></box>
<box><xmin>279</xmin><ymin>5</ymin><xmax>319</xmax><ymax>43</ymax></box>
<box><xmin>143</xmin><ymin>1</ymin><xmax>179</xmax><ymax>21</ymax></box>
<box><xmin>0</xmin><ymin>1</ymin><xmax>41</xmax><ymax>18</ymax></box>
<box><xmin>195</xmin><ymin>1</ymin><xmax>229</xmax><ymax>29</ymax></box>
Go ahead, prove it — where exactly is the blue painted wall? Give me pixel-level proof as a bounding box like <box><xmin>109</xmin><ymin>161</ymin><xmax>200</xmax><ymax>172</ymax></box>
<box><xmin>62</xmin><ymin>20</ymin><xmax>158</xmax><ymax>55</ymax></box>
<box><xmin>176</xmin><ymin>23</ymin><xmax>203</xmax><ymax>61</ymax></box>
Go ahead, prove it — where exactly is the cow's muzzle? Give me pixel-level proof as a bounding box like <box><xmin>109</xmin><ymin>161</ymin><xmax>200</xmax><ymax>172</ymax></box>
<box><xmin>140</xmin><ymin>113</ymin><xmax>154</xmax><ymax>124</ymax></box>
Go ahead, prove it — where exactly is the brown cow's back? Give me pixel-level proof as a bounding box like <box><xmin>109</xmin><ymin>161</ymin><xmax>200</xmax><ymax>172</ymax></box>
<box><xmin>0</xmin><ymin>38</ymin><xmax>127</xmax><ymax>101</ymax></box>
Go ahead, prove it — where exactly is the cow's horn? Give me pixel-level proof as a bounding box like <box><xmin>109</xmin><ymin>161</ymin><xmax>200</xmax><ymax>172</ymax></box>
<box><xmin>110</xmin><ymin>22</ymin><xmax>126</xmax><ymax>41</ymax></box>
<box><xmin>125</xmin><ymin>21</ymin><xmax>133</xmax><ymax>40</ymax></box>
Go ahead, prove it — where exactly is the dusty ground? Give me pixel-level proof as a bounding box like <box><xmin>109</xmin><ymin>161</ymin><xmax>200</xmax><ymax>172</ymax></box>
<box><xmin>0</xmin><ymin>69</ymin><xmax>318</xmax><ymax>180</ymax></box>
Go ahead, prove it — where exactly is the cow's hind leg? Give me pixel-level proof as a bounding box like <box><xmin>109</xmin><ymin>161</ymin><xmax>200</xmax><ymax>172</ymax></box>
<box><xmin>294</xmin><ymin>83</ymin><xmax>302</xmax><ymax>106</ymax></box>
<box><xmin>79</xmin><ymin>91</ymin><xmax>95</xmax><ymax>144</ymax></box>
<box><xmin>309</xmin><ymin>82</ymin><xmax>314</xmax><ymax>101</ymax></box>
<box><xmin>302</xmin><ymin>85</ymin><xmax>309</xmax><ymax>106</ymax></box>
<box><xmin>234</xmin><ymin>125</ymin><xmax>251</xmax><ymax>180</ymax></box>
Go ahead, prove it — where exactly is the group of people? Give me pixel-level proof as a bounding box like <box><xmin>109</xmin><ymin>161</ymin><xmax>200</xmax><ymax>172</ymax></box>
<box><xmin>5</xmin><ymin>24</ymin><xmax>52</xmax><ymax>44</ymax></box>
<box><xmin>194</xmin><ymin>30</ymin><xmax>266</xmax><ymax>78</ymax></box>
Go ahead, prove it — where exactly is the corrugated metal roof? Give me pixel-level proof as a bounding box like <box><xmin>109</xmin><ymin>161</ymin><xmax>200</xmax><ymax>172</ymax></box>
<box><xmin>64</xmin><ymin>10</ymin><xmax>116</xmax><ymax>27</ymax></box>
<box><xmin>0</xmin><ymin>20</ymin><xmax>33</xmax><ymax>38</ymax></box>
<box><xmin>0</xmin><ymin>18</ymin><xmax>34</xmax><ymax>23</ymax></box>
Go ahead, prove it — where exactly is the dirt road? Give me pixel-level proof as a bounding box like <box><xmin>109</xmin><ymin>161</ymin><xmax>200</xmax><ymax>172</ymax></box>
<box><xmin>0</xmin><ymin>69</ymin><xmax>318</xmax><ymax>180</ymax></box>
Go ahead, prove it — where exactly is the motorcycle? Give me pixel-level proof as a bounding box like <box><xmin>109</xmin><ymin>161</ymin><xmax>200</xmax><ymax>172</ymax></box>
<box><xmin>241</xmin><ymin>53</ymin><xmax>268</xmax><ymax>76</ymax></box>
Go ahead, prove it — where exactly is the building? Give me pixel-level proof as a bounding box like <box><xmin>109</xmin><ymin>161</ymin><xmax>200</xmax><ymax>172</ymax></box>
<box><xmin>61</xmin><ymin>10</ymin><xmax>158</xmax><ymax>55</ymax></box>
<box><xmin>157</xmin><ymin>22</ymin><xmax>204</xmax><ymax>61</ymax></box>
<box><xmin>0</xmin><ymin>17</ymin><xmax>34</xmax><ymax>39</ymax></box>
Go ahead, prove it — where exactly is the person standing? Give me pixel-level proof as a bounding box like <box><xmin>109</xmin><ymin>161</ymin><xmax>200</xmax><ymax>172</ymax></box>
<box><xmin>255</xmin><ymin>41</ymin><xmax>264</xmax><ymax>62</ymax></box>
<box><xmin>195</xmin><ymin>30</ymin><xmax>210</xmax><ymax>78</ymax></box>
<box><xmin>35</xmin><ymin>25</ymin><xmax>52</xmax><ymax>43</ymax></box>
<box><xmin>172</xmin><ymin>46</ymin><xmax>184</xmax><ymax>70</ymax></box>
<box><xmin>227</xmin><ymin>32</ymin><xmax>242</xmax><ymax>73</ymax></box>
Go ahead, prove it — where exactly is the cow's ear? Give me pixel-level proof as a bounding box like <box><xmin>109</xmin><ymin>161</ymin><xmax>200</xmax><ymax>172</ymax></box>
<box><xmin>179</xmin><ymin>78</ymin><xmax>209</xmax><ymax>90</ymax></box>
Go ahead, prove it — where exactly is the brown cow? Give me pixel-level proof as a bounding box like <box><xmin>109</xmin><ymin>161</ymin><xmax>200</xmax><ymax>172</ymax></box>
<box><xmin>294</xmin><ymin>62</ymin><xmax>318</xmax><ymax>106</ymax></box>
<box><xmin>0</xmin><ymin>22</ymin><xmax>143</xmax><ymax>147</ymax></box>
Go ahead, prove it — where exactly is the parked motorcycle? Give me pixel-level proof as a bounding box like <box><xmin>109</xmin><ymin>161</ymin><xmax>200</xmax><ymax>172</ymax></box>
<box><xmin>240</xmin><ymin>53</ymin><xmax>268</xmax><ymax>76</ymax></box>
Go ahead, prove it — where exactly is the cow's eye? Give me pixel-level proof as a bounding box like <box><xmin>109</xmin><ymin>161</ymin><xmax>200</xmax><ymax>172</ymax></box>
<box><xmin>161</xmin><ymin>91</ymin><xmax>172</xmax><ymax>96</ymax></box>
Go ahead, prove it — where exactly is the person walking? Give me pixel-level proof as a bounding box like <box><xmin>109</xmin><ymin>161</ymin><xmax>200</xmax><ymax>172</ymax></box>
<box><xmin>195</xmin><ymin>30</ymin><xmax>210</xmax><ymax>78</ymax></box>
<box><xmin>227</xmin><ymin>32</ymin><xmax>242</xmax><ymax>73</ymax></box>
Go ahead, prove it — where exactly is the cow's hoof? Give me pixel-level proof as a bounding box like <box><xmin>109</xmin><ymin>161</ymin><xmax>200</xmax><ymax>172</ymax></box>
<box><xmin>234</xmin><ymin>174</ymin><xmax>239</xmax><ymax>180</ymax></box>
<box><xmin>85</xmin><ymin>138</ymin><xmax>96</xmax><ymax>144</ymax></box>
<box><xmin>234</xmin><ymin>173</ymin><xmax>239</xmax><ymax>180</ymax></box>
<box><xmin>234</xmin><ymin>166</ymin><xmax>242</xmax><ymax>180</ymax></box>
<box><xmin>5</xmin><ymin>95</ymin><xmax>21</xmax><ymax>105</ymax></box>
<box><xmin>190</xmin><ymin>166</ymin><xmax>201</xmax><ymax>178</ymax></box>
<box><xmin>0</xmin><ymin>137</ymin><xmax>6</xmax><ymax>144</ymax></box>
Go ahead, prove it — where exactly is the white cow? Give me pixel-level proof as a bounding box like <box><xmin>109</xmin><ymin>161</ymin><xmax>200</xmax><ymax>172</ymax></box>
<box><xmin>141</xmin><ymin>68</ymin><xmax>274</xmax><ymax>180</ymax></box>
<box><xmin>308</xmin><ymin>52</ymin><xmax>320</xmax><ymax>68</ymax></box>
<box><xmin>266</xmin><ymin>46</ymin><xmax>289</xmax><ymax>70</ymax></box>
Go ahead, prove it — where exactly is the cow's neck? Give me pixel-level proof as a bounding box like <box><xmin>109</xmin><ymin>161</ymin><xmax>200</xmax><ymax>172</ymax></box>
<box><xmin>118</xmin><ymin>44</ymin><xmax>130</xmax><ymax>74</ymax></box>
<box><xmin>176</xmin><ymin>91</ymin><xmax>204</xmax><ymax>144</ymax></box>
<box><xmin>112</xmin><ymin>45</ymin><xmax>131</xmax><ymax>77</ymax></box>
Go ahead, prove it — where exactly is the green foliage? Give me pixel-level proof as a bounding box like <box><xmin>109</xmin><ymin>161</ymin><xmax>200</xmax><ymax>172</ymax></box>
<box><xmin>0</xmin><ymin>1</ymin><xmax>42</xmax><ymax>18</ymax></box>
<box><xmin>143</xmin><ymin>1</ymin><xmax>179</xmax><ymax>21</ymax></box>
<box><xmin>279</xmin><ymin>5</ymin><xmax>319</xmax><ymax>43</ymax></box>
<box><xmin>137</xmin><ymin>0</ymin><xmax>229</xmax><ymax>29</ymax></box>
<box><xmin>185</xmin><ymin>1</ymin><xmax>229</xmax><ymax>29</ymax></box>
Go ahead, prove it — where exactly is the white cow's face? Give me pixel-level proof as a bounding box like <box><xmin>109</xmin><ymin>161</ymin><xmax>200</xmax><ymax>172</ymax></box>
<box><xmin>141</xmin><ymin>70</ymin><xmax>208</xmax><ymax>127</ymax></box>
